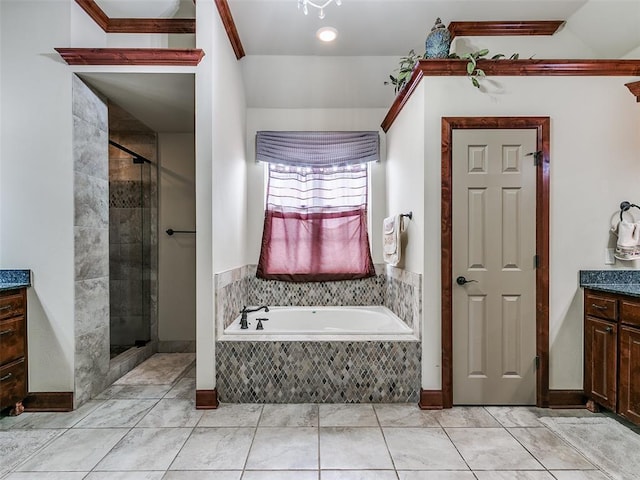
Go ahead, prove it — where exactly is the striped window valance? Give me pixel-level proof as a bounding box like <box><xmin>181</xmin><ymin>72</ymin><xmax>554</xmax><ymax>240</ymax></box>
<box><xmin>256</xmin><ymin>131</ymin><xmax>379</xmax><ymax>167</ymax></box>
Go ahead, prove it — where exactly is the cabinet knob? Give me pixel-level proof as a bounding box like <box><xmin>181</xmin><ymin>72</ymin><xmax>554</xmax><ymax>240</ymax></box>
<box><xmin>605</xmin><ymin>326</ymin><xmax>613</xmax><ymax>333</ymax></box>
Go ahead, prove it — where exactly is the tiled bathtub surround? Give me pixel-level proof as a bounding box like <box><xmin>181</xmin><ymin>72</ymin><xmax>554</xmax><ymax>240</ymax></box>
<box><xmin>216</xmin><ymin>341</ymin><xmax>421</xmax><ymax>403</ymax></box>
<box><xmin>215</xmin><ymin>264</ymin><xmax>421</xmax><ymax>334</ymax></box>
<box><xmin>214</xmin><ymin>264</ymin><xmax>421</xmax><ymax>403</ymax></box>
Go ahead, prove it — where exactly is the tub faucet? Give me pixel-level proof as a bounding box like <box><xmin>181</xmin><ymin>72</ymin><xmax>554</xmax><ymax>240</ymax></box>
<box><xmin>240</xmin><ymin>305</ymin><xmax>269</xmax><ymax>329</ymax></box>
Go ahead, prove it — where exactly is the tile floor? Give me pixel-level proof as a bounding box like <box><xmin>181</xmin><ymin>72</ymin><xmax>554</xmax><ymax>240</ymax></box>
<box><xmin>1</xmin><ymin>356</ymin><xmax>639</xmax><ymax>480</ymax></box>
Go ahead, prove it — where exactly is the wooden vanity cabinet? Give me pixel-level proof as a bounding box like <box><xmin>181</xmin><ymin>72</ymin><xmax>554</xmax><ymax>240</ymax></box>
<box><xmin>584</xmin><ymin>315</ymin><xmax>617</xmax><ymax>411</ymax></box>
<box><xmin>0</xmin><ymin>288</ymin><xmax>27</xmax><ymax>414</ymax></box>
<box><xmin>584</xmin><ymin>289</ymin><xmax>640</xmax><ymax>425</ymax></box>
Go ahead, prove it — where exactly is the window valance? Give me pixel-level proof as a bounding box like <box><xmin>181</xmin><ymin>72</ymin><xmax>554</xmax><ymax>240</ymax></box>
<box><xmin>256</xmin><ymin>131</ymin><xmax>379</xmax><ymax>167</ymax></box>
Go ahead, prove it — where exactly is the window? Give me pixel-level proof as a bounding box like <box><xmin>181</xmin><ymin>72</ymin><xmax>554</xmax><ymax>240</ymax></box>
<box><xmin>255</xmin><ymin>131</ymin><xmax>378</xmax><ymax>282</ymax></box>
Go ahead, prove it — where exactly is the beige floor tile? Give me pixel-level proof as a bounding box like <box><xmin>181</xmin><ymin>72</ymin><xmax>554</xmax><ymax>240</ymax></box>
<box><xmin>247</xmin><ymin>427</ymin><xmax>318</xmax><ymax>470</ymax></box>
<box><xmin>320</xmin><ymin>427</ymin><xmax>394</xmax><ymax>470</ymax></box>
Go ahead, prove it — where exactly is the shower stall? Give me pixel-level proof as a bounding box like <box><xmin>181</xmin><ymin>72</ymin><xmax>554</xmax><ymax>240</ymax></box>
<box><xmin>108</xmin><ymin>132</ymin><xmax>157</xmax><ymax>359</ymax></box>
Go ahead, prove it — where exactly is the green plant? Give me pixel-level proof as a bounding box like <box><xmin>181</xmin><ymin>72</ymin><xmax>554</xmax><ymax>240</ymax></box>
<box><xmin>384</xmin><ymin>49</ymin><xmax>423</xmax><ymax>94</ymax></box>
<box><xmin>449</xmin><ymin>50</ymin><xmax>520</xmax><ymax>88</ymax></box>
<box><xmin>385</xmin><ymin>48</ymin><xmax>520</xmax><ymax>92</ymax></box>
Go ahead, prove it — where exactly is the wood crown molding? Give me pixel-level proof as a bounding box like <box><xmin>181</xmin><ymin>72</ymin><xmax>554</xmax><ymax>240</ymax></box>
<box><xmin>448</xmin><ymin>20</ymin><xmax>564</xmax><ymax>40</ymax></box>
<box><xmin>74</xmin><ymin>0</ymin><xmax>195</xmax><ymax>34</ymax></box>
<box><xmin>214</xmin><ymin>0</ymin><xmax>246</xmax><ymax>60</ymax></box>
<box><xmin>626</xmin><ymin>80</ymin><xmax>640</xmax><ymax>102</ymax></box>
<box><xmin>55</xmin><ymin>48</ymin><xmax>205</xmax><ymax>66</ymax></box>
<box><xmin>381</xmin><ymin>59</ymin><xmax>640</xmax><ymax>132</ymax></box>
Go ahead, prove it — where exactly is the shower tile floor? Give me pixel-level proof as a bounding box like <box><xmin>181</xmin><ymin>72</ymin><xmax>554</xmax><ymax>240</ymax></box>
<box><xmin>1</xmin><ymin>355</ymin><xmax>639</xmax><ymax>479</ymax></box>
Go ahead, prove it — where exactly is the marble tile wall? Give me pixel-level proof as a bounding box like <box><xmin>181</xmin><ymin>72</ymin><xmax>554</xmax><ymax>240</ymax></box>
<box><xmin>73</xmin><ymin>75</ymin><xmax>110</xmax><ymax>407</ymax></box>
<box><xmin>216</xmin><ymin>340</ymin><xmax>421</xmax><ymax>403</ymax></box>
<box><xmin>215</xmin><ymin>264</ymin><xmax>421</xmax><ymax>334</ymax></box>
<box><xmin>384</xmin><ymin>265</ymin><xmax>422</xmax><ymax>336</ymax></box>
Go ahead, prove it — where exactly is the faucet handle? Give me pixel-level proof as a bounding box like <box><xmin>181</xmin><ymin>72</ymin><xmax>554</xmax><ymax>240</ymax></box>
<box><xmin>256</xmin><ymin>318</ymin><xmax>269</xmax><ymax>330</ymax></box>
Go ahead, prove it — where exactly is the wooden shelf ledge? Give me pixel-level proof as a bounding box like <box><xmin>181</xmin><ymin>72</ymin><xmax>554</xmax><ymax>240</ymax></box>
<box><xmin>55</xmin><ymin>48</ymin><xmax>205</xmax><ymax>66</ymax></box>
<box><xmin>381</xmin><ymin>59</ymin><xmax>640</xmax><ymax>132</ymax></box>
<box><xmin>448</xmin><ymin>20</ymin><xmax>564</xmax><ymax>39</ymax></box>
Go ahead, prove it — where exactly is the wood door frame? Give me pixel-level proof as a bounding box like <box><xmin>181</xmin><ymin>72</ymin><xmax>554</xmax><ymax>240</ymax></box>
<box><xmin>441</xmin><ymin>117</ymin><xmax>550</xmax><ymax>408</ymax></box>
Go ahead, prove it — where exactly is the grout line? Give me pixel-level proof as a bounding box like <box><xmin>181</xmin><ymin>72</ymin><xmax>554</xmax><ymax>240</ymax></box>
<box><xmin>372</xmin><ymin>404</ymin><xmax>401</xmax><ymax>479</ymax></box>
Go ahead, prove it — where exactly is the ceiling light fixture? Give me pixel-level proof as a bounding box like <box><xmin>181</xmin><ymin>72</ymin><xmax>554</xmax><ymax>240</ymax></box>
<box><xmin>316</xmin><ymin>27</ymin><xmax>338</xmax><ymax>42</ymax></box>
<box><xmin>297</xmin><ymin>0</ymin><xmax>342</xmax><ymax>19</ymax></box>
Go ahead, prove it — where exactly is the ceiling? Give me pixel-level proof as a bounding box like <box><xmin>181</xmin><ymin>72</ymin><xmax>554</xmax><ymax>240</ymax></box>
<box><xmin>83</xmin><ymin>0</ymin><xmax>640</xmax><ymax>131</ymax></box>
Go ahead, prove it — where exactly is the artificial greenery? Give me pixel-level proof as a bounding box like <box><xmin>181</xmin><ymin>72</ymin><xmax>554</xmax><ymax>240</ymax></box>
<box><xmin>384</xmin><ymin>49</ymin><xmax>424</xmax><ymax>94</ymax></box>
<box><xmin>385</xmin><ymin>48</ymin><xmax>520</xmax><ymax>92</ymax></box>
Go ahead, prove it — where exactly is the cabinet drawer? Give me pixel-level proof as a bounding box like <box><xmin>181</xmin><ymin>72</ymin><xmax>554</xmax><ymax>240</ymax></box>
<box><xmin>0</xmin><ymin>292</ymin><xmax>25</xmax><ymax>321</ymax></box>
<box><xmin>0</xmin><ymin>316</ymin><xmax>26</xmax><ymax>365</ymax></box>
<box><xmin>620</xmin><ymin>299</ymin><xmax>640</xmax><ymax>328</ymax></box>
<box><xmin>0</xmin><ymin>358</ymin><xmax>27</xmax><ymax>409</ymax></box>
<box><xmin>585</xmin><ymin>293</ymin><xmax>617</xmax><ymax>321</ymax></box>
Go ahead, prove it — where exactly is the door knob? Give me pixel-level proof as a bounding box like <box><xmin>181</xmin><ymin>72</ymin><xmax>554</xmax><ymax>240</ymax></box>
<box><xmin>456</xmin><ymin>276</ymin><xmax>477</xmax><ymax>286</ymax></box>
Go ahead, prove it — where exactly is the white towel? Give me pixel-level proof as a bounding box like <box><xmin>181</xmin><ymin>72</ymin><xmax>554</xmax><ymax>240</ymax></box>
<box><xmin>383</xmin><ymin>214</ymin><xmax>404</xmax><ymax>266</ymax></box>
<box><xmin>615</xmin><ymin>220</ymin><xmax>640</xmax><ymax>260</ymax></box>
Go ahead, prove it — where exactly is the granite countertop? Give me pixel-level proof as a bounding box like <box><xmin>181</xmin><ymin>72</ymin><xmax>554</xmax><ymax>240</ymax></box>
<box><xmin>0</xmin><ymin>269</ymin><xmax>31</xmax><ymax>292</ymax></box>
<box><xmin>580</xmin><ymin>270</ymin><xmax>640</xmax><ymax>298</ymax></box>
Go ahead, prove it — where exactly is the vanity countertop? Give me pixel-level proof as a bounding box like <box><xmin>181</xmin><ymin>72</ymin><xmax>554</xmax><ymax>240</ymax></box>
<box><xmin>580</xmin><ymin>270</ymin><xmax>640</xmax><ymax>298</ymax></box>
<box><xmin>0</xmin><ymin>269</ymin><xmax>31</xmax><ymax>292</ymax></box>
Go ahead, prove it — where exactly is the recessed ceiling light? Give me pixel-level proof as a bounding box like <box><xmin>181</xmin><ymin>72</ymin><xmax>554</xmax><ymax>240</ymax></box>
<box><xmin>316</xmin><ymin>27</ymin><xmax>338</xmax><ymax>42</ymax></box>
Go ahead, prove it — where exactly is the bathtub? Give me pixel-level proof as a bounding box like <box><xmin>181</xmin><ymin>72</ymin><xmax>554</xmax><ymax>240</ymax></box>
<box><xmin>223</xmin><ymin>305</ymin><xmax>414</xmax><ymax>337</ymax></box>
<box><xmin>216</xmin><ymin>305</ymin><xmax>421</xmax><ymax>403</ymax></box>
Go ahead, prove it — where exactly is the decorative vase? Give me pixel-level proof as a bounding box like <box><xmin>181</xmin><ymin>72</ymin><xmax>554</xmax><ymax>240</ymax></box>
<box><xmin>425</xmin><ymin>18</ymin><xmax>451</xmax><ymax>59</ymax></box>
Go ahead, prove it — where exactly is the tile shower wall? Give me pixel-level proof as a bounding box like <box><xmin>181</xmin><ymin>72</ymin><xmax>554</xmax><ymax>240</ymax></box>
<box><xmin>73</xmin><ymin>75</ymin><xmax>110</xmax><ymax>406</ymax></box>
<box><xmin>216</xmin><ymin>341</ymin><xmax>421</xmax><ymax>403</ymax></box>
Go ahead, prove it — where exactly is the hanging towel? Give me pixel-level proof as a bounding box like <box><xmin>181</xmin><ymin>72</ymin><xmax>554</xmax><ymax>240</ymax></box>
<box><xmin>615</xmin><ymin>220</ymin><xmax>640</xmax><ymax>260</ymax></box>
<box><xmin>383</xmin><ymin>214</ymin><xmax>404</xmax><ymax>266</ymax></box>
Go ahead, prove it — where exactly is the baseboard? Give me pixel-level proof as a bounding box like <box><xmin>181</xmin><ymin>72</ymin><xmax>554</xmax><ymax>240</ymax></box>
<box><xmin>196</xmin><ymin>389</ymin><xmax>219</xmax><ymax>409</ymax></box>
<box><xmin>23</xmin><ymin>392</ymin><xmax>74</xmax><ymax>412</ymax></box>
<box><xmin>547</xmin><ymin>389</ymin><xmax>586</xmax><ymax>409</ymax></box>
<box><xmin>418</xmin><ymin>389</ymin><xmax>444</xmax><ymax>410</ymax></box>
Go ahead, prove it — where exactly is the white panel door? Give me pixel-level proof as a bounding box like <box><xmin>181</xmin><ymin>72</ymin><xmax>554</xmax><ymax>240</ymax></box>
<box><xmin>452</xmin><ymin>129</ymin><xmax>537</xmax><ymax>405</ymax></box>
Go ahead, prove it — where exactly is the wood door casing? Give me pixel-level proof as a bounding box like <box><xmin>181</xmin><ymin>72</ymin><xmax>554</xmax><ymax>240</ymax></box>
<box><xmin>441</xmin><ymin>117</ymin><xmax>550</xmax><ymax>408</ymax></box>
<box><xmin>584</xmin><ymin>316</ymin><xmax>617</xmax><ymax>411</ymax></box>
<box><xmin>619</xmin><ymin>325</ymin><xmax>640</xmax><ymax>424</ymax></box>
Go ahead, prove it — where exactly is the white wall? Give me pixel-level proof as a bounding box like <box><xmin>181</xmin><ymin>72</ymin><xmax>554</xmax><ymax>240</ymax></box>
<box><xmin>386</xmin><ymin>74</ymin><xmax>640</xmax><ymax>391</ymax></box>
<box><xmin>195</xmin><ymin>1</ymin><xmax>247</xmax><ymax>390</ymax></box>
<box><xmin>0</xmin><ymin>1</ymin><xmax>75</xmax><ymax>391</ymax></box>
<box><xmin>246</xmin><ymin>108</ymin><xmax>388</xmax><ymax>265</ymax></box>
<box><xmin>158</xmin><ymin>133</ymin><xmax>196</xmax><ymax>344</ymax></box>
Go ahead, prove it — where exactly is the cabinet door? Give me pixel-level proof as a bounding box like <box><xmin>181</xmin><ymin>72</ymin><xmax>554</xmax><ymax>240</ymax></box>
<box><xmin>619</xmin><ymin>326</ymin><xmax>640</xmax><ymax>425</ymax></box>
<box><xmin>584</xmin><ymin>316</ymin><xmax>617</xmax><ymax>411</ymax></box>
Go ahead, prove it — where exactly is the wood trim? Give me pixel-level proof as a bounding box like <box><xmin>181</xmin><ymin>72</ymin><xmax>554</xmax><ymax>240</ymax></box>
<box><xmin>547</xmin><ymin>389</ymin><xmax>587</xmax><ymax>408</ymax></box>
<box><xmin>107</xmin><ymin>18</ymin><xmax>195</xmax><ymax>34</ymax></box>
<box><xmin>196</xmin><ymin>389</ymin><xmax>219</xmax><ymax>409</ymax></box>
<box><xmin>55</xmin><ymin>48</ymin><xmax>205</xmax><ymax>66</ymax></box>
<box><xmin>381</xmin><ymin>59</ymin><xmax>640</xmax><ymax>132</ymax></box>
<box><xmin>448</xmin><ymin>21</ymin><xmax>564</xmax><ymax>40</ymax></box>
<box><xmin>22</xmin><ymin>392</ymin><xmax>74</xmax><ymax>412</ymax></box>
<box><xmin>418</xmin><ymin>389</ymin><xmax>444</xmax><ymax>410</ymax></box>
<box><xmin>75</xmin><ymin>0</ymin><xmax>109</xmax><ymax>31</ymax></box>
<box><xmin>441</xmin><ymin>117</ymin><xmax>550</xmax><ymax>408</ymax></box>
<box><xmin>626</xmin><ymin>81</ymin><xmax>640</xmax><ymax>102</ymax></box>
<box><xmin>214</xmin><ymin>0</ymin><xmax>246</xmax><ymax>60</ymax></box>
<box><xmin>74</xmin><ymin>0</ymin><xmax>195</xmax><ymax>34</ymax></box>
